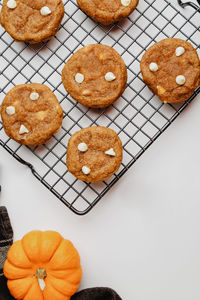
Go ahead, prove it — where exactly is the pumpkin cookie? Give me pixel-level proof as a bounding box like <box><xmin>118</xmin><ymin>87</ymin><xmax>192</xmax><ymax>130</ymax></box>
<box><xmin>67</xmin><ymin>127</ymin><xmax>123</xmax><ymax>182</ymax></box>
<box><xmin>77</xmin><ymin>0</ymin><xmax>139</xmax><ymax>25</ymax></box>
<box><xmin>0</xmin><ymin>0</ymin><xmax>64</xmax><ymax>43</ymax></box>
<box><xmin>1</xmin><ymin>83</ymin><xmax>63</xmax><ymax>145</ymax></box>
<box><xmin>62</xmin><ymin>44</ymin><xmax>127</xmax><ymax>108</ymax></box>
<box><xmin>140</xmin><ymin>38</ymin><xmax>200</xmax><ymax>103</ymax></box>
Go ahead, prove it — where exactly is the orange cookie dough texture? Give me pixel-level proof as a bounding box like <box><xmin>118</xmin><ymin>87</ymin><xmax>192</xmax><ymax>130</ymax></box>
<box><xmin>1</xmin><ymin>83</ymin><xmax>63</xmax><ymax>145</ymax></box>
<box><xmin>0</xmin><ymin>0</ymin><xmax>64</xmax><ymax>43</ymax></box>
<box><xmin>77</xmin><ymin>0</ymin><xmax>139</xmax><ymax>25</ymax></box>
<box><xmin>140</xmin><ymin>38</ymin><xmax>200</xmax><ymax>103</ymax></box>
<box><xmin>67</xmin><ymin>127</ymin><xmax>123</xmax><ymax>182</ymax></box>
<box><xmin>62</xmin><ymin>44</ymin><xmax>127</xmax><ymax>108</ymax></box>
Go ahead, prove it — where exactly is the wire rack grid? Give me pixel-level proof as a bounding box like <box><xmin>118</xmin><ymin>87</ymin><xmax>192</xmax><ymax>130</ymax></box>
<box><xmin>0</xmin><ymin>0</ymin><xmax>200</xmax><ymax>215</ymax></box>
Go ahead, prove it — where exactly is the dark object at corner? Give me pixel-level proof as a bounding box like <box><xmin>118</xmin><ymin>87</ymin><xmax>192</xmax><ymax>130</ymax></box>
<box><xmin>178</xmin><ymin>0</ymin><xmax>200</xmax><ymax>10</ymax></box>
<box><xmin>71</xmin><ymin>287</ymin><xmax>122</xmax><ymax>300</ymax></box>
<box><xmin>0</xmin><ymin>206</ymin><xmax>14</xmax><ymax>300</ymax></box>
<box><xmin>0</xmin><ymin>276</ymin><xmax>15</xmax><ymax>300</ymax></box>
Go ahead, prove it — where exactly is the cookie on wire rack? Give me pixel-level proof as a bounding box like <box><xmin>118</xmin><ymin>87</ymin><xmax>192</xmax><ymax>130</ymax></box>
<box><xmin>77</xmin><ymin>0</ymin><xmax>139</xmax><ymax>25</ymax></box>
<box><xmin>67</xmin><ymin>127</ymin><xmax>123</xmax><ymax>182</ymax></box>
<box><xmin>1</xmin><ymin>83</ymin><xmax>63</xmax><ymax>146</ymax></box>
<box><xmin>140</xmin><ymin>38</ymin><xmax>200</xmax><ymax>103</ymax></box>
<box><xmin>62</xmin><ymin>44</ymin><xmax>127</xmax><ymax>108</ymax></box>
<box><xmin>0</xmin><ymin>0</ymin><xmax>64</xmax><ymax>43</ymax></box>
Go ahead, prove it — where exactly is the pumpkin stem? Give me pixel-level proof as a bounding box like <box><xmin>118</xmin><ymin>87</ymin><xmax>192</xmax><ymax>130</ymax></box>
<box><xmin>35</xmin><ymin>268</ymin><xmax>47</xmax><ymax>291</ymax></box>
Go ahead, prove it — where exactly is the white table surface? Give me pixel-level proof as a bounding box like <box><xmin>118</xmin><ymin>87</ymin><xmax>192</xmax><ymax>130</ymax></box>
<box><xmin>1</xmin><ymin>1</ymin><xmax>200</xmax><ymax>299</ymax></box>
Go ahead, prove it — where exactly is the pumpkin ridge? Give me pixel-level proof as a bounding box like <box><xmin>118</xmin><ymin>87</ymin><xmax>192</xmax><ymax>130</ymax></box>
<box><xmin>47</xmin><ymin>271</ymin><xmax>81</xmax><ymax>284</ymax></box>
<box><xmin>7</xmin><ymin>277</ymin><xmax>34</xmax><ymax>299</ymax></box>
<box><xmin>22</xmin><ymin>231</ymin><xmax>42</xmax><ymax>263</ymax></box>
<box><xmin>46</xmin><ymin>272</ymin><xmax>77</xmax><ymax>281</ymax></box>
<box><xmin>23</xmin><ymin>277</ymin><xmax>44</xmax><ymax>300</ymax></box>
<box><xmin>4</xmin><ymin>260</ymin><xmax>35</xmax><ymax>280</ymax></box>
<box><xmin>47</xmin><ymin>276</ymin><xmax>76</xmax><ymax>297</ymax></box>
<box><xmin>45</xmin><ymin>235</ymin><xmax>63</xmax><ymax>263</ymax></box>
<box><xmin>49</xmin><ymin>246</ymin><xmax>81</xmax><ymax>270</ymax></box>
<box><xmin>18</xmin><ymin>277</ymin><xmax>35</xmax><ymax>299</ymax></box>
<box><xmin>48</xmin><ymin>265</ymin><xmax>80</xmax><ymax>272</ymax></box>
<box><xmin>7</xmin><ymin>257</ymin><xmax>34</xmax><ymax>271</ymax></box>
<box><xmin>7</xmin><ymin>241</ymin><xmax>32</xmax><ymax>268</ymax></box>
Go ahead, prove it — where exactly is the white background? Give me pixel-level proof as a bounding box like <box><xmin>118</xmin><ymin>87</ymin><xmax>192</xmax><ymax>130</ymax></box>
<box><xmin>1</xmin><ymin>1</ymin><xmax>200</xmax><ymax>300</ymax></box>
<box><xmin>1</xmin><ymin>93</ymin><xmax>200</xmax><ymax>300</ymax></box>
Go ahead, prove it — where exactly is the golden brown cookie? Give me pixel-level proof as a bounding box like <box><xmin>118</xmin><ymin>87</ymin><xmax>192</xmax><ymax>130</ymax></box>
<box><xmin>62</xmin><ymin>44</ymin><xmax>127</xmax><ymax>108</ymax></box>
<box><xmin>67</xmin><ymin>127</ymin><xmax>123</xmax><ymax>182</ymax></box>
<box><xmin>0</xmin><ymin>0</ymin><xmax>64</xmax><ymax>43</ymax></box>
<box><xmin>140</xmin><ymin>38</ymin><xmax>200</xmax><ymax>103</ymax></box>
<box><xmin>1</xmin><ymin>83</ymin><xmax>63</xmax><ymax>145</ymax></box>
<box><xmin>77</xmin><ymin>0</ymin><xmax>139</xmax><ymax>25</ymax></box>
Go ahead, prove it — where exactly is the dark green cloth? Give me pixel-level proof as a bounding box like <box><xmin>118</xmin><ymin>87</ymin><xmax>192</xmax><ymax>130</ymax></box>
<box><xmin>0</xmin><ymin>275</ymin><xmax>15</xmax><ymax>300</ymax></box>
<box><xmin>71</xmin><ymin>287</ymin><xmax>122</xmax><ymax>300</ymax></box>
<box><xmin>0</xmin><ymin>206</ymin><xmax>13</xmax><ymax>275</ymax></box>
<box><xmin>0</xmin><ymin>205</ymin><xmax>14</xmax><ymax>300</ymax></box>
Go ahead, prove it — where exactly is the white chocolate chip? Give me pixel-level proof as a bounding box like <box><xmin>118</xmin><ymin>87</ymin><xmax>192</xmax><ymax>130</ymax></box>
<box><xmin>7</xmin><ymin>0</ymin><xmax>17</xmax><ymax>9</ymax></box>
<box><xmin>105</xmin><ymin>148</ymin><xmax>116</xmax><ymax>156</ymax></box>
<box><xmin>121</xmin><ymin>0</ymin><xmax>131</xmax><ymax>6</ymax></box>
<box><xmin>82</xmin><ymin>166</ymin><xmax>91</xmax><ymax>175</ymax></box>
<box><xmin>30</xmin><ymin>92</ymin><xmax>39</xmax><ymax>101</ymax></box>
<box><xmin>75</xmin><ymin>73</ymin><xmax>84</xmax><ymax>84</ymax></box>
<box><xmin>149</xmin><ymin>62</ymin><xmax>159</xmax><ymax>72</ymax></box>
<box><xmin>105</xmin><ymin>72</ymin><xmax>116</xmax><ymax>82</ymax></box>
<box><xmin>175</xmin><ymin>47</ymin><xmax>185</xmax><ymax>57</ymax></box>
<box><xmin>6</xmin><ymin>106</ymin><xmax>15</xmax><ymax>115</ymax></box>
<box><xmin>78</xmin><ymin>142</ymin><xmax>88</xmax><ymax>152</ymax></box>
<box><xmin>176</xmin><ymin>75</ymin><xmax>186</xmax><ymax>85</ymax></box>
<box><xmin>19</xmin><ymin>125</ymin><xmax>29</xmax><ymax>135</ymax></box>
<box><xmin>40</xmin><ymin>6</ymin><xmax>51</xmax><ymax>16</ymax></box>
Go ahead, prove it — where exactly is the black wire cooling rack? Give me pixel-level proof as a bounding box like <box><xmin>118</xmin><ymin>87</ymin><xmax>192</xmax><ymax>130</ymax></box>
<box><xmin>0</xmin><ymin>0</ymin><xmax>200</xmax><ymax>215</ymax></box>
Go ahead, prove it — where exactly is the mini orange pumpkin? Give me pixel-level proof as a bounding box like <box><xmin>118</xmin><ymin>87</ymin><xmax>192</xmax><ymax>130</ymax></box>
<box><xmin>4</xmin><ymin>231</ymin><xmax>82</xmax><ymax>300</ymax></box>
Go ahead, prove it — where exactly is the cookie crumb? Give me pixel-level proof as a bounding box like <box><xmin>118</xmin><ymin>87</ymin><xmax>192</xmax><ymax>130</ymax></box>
<box><xmin>36</xmin><ymin>111</ymin><xmax>47</xmax><ymax>121</ymax></box>
<box><xmin>99</xmin><ymin>53</ymin><xmax>105</xmax><ymax>60</ymax></box>
<box><xmin>82</xmin><ymin>89</ymin><xmax>91</xmax><ymax>96</ymax></box>
<box><xmin>157</xmin><ymin>85</ymin><xmax>166</xmax><ymax>95</ymax></box>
